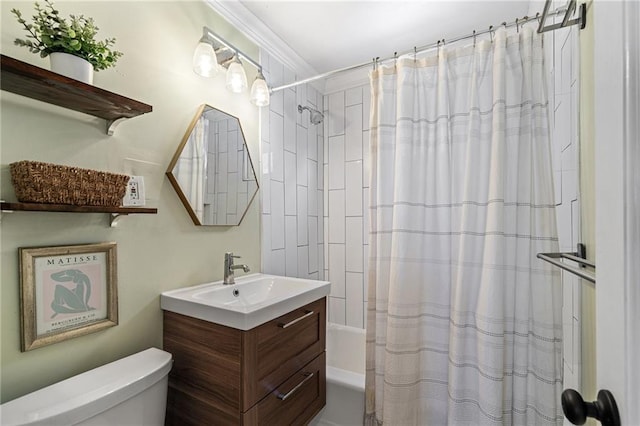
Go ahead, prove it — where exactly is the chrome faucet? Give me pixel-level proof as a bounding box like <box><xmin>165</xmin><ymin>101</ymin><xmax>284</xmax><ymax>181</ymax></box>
<box><xmin>223</xmin><ymin>252</ymin><xmax>250</xmax><ymax>285</ymax></box>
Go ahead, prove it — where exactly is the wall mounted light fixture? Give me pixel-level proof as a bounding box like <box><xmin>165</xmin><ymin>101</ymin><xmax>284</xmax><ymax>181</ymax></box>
<box><xmin>193</xmin><ymin>26</ymin><xmax>269</xmax><ymax>107</ymax></box>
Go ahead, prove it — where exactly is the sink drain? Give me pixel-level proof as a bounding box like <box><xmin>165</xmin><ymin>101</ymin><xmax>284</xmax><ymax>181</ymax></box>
<box><xmin>233</xmin><ymin>289</ymin><xmax>240</xmax><ymax>297</ymax></box>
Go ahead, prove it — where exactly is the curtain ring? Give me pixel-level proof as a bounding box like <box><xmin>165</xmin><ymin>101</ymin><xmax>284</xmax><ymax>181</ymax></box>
<box><xmin>502</xmin><ymin>21</ymin><xmax>507</xmax><ymax>29</ymax></box>
<box><xmin>516</xmin><ymin>18</ymin><xmax>520</xmax><ymax>33</ymax></box>
<box><xmin>394</xmin><ymin>51</ymin><xmax>398</xmax><ymax>66</ymax></box>
<box><xmin>414</xmin><ymin>46</ymin><xmax>417</xmax><ymax>63</ymax></box>
<box><xmin>489</xmin><ymin>25</ymin><xmax>494</xmax><ymax>42</ymax></box>
<box><xmin>473</xmin><ymin>30</ymin><xmax>476</xmax><ymax>47</ymax></box>
<box><xmin>536</xmin><ymin>12</ymin><xmax>541</xmax><ymax>23</ymax></box>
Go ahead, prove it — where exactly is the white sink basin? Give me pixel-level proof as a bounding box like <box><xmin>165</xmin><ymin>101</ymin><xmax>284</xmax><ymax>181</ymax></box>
<box><xmin>161</xmin><ymin>273</ymin><xmax>330</xmax><ymax>330</ymax></box>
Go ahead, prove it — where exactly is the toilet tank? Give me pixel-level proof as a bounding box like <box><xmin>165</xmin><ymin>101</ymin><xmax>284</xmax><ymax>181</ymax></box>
<box><xmin>0</xmin><ymin>347</ymin><xmax>172</xmax><ymax>426</ymax></box>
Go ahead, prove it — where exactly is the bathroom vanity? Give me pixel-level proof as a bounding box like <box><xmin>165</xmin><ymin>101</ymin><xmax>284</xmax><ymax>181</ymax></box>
<box><xmin>161</xmin><ymin>274</ymin><xmax>330</xmax><ymax>425</ymax></box>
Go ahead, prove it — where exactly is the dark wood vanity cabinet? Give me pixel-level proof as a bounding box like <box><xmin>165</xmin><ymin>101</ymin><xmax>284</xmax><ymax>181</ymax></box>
<box><xmin>163</xmin><ymin>297</ymin><xmax>326</xmax><ymax>425</ymax></box>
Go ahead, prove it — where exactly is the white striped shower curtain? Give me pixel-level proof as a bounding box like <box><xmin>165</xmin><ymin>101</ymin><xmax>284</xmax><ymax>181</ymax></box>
<box><xmin>365</xmin><ymin>27</ymin><xmax>563</xmax><ymax>425</ymax></box>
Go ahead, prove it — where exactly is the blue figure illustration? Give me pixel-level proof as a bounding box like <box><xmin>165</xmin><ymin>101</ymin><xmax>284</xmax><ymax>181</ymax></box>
<box><xmin>50</xmin><ymin>269</ymin><xmax>94</xmax><ymax>318</ymax></box>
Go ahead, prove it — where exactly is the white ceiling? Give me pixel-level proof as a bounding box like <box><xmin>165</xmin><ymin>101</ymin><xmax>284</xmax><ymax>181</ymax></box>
<box><xmin>236</xmin><ymin>1</ymin><xmax>532</xmax><ymax>75</ymax></box>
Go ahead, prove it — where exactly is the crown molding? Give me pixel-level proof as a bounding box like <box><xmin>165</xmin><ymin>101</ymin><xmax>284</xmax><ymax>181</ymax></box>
<box><xmin>204</xmin><ymin>0</ymin><xmax>319</xmax><ymax>81</ymax></box>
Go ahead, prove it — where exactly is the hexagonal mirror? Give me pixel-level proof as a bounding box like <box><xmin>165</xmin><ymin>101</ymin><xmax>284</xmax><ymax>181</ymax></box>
<box><xmin>166</xmin><ymin>104</ymin><xmax>259</xmax><ymax>226</ymax></box>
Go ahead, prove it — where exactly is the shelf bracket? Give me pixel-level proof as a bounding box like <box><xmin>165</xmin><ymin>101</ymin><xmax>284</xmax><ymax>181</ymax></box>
<box><xmin>110</xmin><ymin>213</ymin><xmax>128</xmax><ymax>227</ymax></box>
<box><xmin>106</xmin><ymin>117</ymin><xmax>128</xmax><ymax>136</ymax></box>
<box><xmin>0</xmin><ymin>200</ymin><xmax>11</xmax><ymax>222</ymax></box>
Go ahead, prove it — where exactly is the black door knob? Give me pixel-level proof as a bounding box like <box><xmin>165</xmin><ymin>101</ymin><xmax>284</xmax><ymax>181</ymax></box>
<box><xmin>561</xmin><ymin>389</ymin><xmax>621</xmax><ymax>426</ymax></box>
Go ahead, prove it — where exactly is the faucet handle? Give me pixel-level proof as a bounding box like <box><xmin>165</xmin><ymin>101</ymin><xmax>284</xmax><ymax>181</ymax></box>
<box><xmin>225</xmin><ymin>252</ymin><xmax>241</xmax><ymax>259</ymax></box>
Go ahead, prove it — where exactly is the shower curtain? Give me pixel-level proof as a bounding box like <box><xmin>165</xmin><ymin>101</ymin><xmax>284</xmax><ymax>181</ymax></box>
<box><xmin>365</xmin><ymin>27</ymin><xmax>563</xmax><ymax>425</ymax></box>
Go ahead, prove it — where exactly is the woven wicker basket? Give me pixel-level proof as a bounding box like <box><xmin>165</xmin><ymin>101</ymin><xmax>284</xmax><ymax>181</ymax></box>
<box><xmin>10</xmin><ymin>161</ymin><xmax>129</xmax><ymax>207</ymax></box>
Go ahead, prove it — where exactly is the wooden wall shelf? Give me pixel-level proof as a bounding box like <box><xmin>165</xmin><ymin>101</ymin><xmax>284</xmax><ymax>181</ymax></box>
<box><xmin>0</xmin><ymin>54</ymin><xmax>152</xmax><ymax>135</ymax></box>
<box><xmin>1</xmin><ymin>202</ymin><xmax>157</xmax><ymax>227</ymax></box>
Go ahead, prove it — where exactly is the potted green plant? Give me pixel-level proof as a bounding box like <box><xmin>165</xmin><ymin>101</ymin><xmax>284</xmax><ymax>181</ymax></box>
<box><xmin>11</xmin><ymin>0</ymin><xmax>123</xmax><ymax>84</ymax></box>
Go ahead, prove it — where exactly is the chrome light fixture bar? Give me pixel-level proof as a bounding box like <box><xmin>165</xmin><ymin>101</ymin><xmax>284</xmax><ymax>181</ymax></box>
<box><xmin>193</xmin><ymin>26</ymin><xmax>269</xmax><ymax>106</ymax></box>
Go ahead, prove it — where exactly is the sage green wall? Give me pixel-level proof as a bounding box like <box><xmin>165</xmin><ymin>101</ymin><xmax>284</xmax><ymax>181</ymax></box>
<box><xmin>0</xmin><ymin>1</ymin><xmax>261</xmax><ymax>403</ymax></box>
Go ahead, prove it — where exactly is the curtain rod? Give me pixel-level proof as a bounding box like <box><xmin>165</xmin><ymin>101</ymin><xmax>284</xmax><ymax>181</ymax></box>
<box><xmin>270</xmin><ymin>4</ymin><xmax>579</xmax><ymax>93</ymax></box>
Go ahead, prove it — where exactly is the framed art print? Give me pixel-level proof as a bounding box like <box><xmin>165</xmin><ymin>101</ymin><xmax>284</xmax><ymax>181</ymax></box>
<box><xmin>19</xmin><ymin>242</ymin><xmax>118</xmax><ymax>351</ymax></box>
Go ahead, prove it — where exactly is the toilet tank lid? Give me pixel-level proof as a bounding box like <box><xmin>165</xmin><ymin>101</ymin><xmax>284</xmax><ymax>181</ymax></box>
<box><xmin>0</xmin><ymin>347</ymin><xmax>172</xmax><ymax>426</ymax></box>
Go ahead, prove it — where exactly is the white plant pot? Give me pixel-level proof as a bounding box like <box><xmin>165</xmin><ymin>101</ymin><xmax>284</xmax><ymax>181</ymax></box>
<box><xmin>49</xmin><ymin>52</ymin><xmax>94</xmax><ymax>85</ymax></box>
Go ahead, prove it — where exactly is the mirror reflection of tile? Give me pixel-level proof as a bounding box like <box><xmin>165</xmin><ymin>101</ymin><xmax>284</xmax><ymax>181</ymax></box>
<box><xmin>168</xmin><ymin>104</ymin><xmax>259</xmax><ymax>226</ymax></box>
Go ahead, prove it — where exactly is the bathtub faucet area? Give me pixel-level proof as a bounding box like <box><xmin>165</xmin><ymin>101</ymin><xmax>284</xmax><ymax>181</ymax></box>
<box><xmin>223</xmin><ymin>252</ymin><xmax>250</xmax><ymax>285</ymax></box>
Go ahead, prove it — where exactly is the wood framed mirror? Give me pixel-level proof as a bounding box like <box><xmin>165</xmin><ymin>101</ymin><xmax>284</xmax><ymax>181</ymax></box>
<box><xmin>166</xmin><ymin>104</ymin><xmax>259</xmax><ymax>226</ymax></box>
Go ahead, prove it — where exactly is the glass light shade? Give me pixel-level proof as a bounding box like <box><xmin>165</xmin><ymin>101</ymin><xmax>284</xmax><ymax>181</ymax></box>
<box><xmin>193</xmin><ymin>41</ymin><xmax>218</xmax><ymax>77</ymax></box>
<box><xmin>250</xmin><ymin>75</ymin><xmax>270</xmax><ymax>107</ymax></box>
<box><xmin>226</xmin><ymin>60</ymin><xmax>248</xmax><ymax>93</ymax></box>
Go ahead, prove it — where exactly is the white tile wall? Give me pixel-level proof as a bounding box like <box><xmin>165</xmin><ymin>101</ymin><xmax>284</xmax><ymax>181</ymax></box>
<box><xmin>260</xmin><ymin>50</ymin><xmax>324</xmax><ymax>282</ymax></box>
<box><xmin>323</xmin><ymin>82</ymin><xmax>370</xmax><ymax>328</ymax></box>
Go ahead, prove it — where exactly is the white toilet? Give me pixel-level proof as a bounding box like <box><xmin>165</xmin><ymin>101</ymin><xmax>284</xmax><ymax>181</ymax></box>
<box><xmin>0</xmin><ymin>347</ymin><xmax>172</xmax><ymax>426</ymax></box>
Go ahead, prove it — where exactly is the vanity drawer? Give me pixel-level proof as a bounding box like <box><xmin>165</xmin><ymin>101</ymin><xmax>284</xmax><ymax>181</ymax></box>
<box><xmin>243</xmin><ymin>352</ymin><xmax>326</xmax><ymax>426</ymax></box>
<box><xmin>242</xmin><ymin>297</ymin><xmax>326</xmax><ymax>409</ymax></box>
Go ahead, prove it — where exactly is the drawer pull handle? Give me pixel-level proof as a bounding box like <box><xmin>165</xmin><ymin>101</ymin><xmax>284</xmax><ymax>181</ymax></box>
<box><xmin>278</xmin><ymin>310</ymin><xmax>314</xmax><ymax>329</ymax></box>
<box><xmin>276</xmin><ymin>372</ymin><xmax>314</xmax><ymax>401</ymax></box>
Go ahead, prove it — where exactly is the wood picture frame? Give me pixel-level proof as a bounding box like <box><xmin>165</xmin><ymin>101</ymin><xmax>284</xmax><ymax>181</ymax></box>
<box><xmin>19</xmin><ymin>242</ymin><xmax>118</xmax><ymax>351</ymax></box>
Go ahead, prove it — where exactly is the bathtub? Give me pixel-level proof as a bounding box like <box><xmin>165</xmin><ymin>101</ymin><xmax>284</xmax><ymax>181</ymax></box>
<box><xmin>311</xmin><ymin>323</ymin><xmax>366</xmax><ymax>426</ymax></box>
